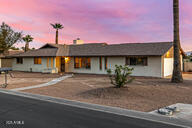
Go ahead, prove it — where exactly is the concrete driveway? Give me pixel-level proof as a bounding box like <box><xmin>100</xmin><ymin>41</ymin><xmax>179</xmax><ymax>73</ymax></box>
<box><xmin>183</xmin><ymin>73</ymin><xmax>192</xmax><ymax>80</ymax></box>
<box><xmin>167</xmin><ymin>73</ymin><xmax>192</xmax><ymax>81</ymax></box>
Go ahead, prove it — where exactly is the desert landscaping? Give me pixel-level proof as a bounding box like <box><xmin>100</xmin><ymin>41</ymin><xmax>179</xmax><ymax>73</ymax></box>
<box><xmin>1</xmin><ymin>72</ymin><xmax>190</xmax><ymax>112</ymax></box>
<box><xmin>1</xmin><ymin>72</ymin><xmax>192</xmax><ymax>112</ymax></box>
<box><xmin>0</xmin><ymin>71</ymin><xmax>62</xmax><ymax>89</ymax></box>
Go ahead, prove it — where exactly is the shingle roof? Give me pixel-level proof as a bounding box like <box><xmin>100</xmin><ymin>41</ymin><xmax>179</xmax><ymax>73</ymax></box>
<box><xmin>10</xmin><ymin>42</ymin><xmax>174</xmax><ymax>57</ymax></box>
<box><xmin>70</xmin><ymin>42</ymin><xmax>173</xmax><ymax>56</ymax></box>
<box><xmin>10</xmin><ymin>48</ymin><xmax>58</xmax><ymax>57</ymax></box>
<box><xmin>69</xmin><ymin>43</ymin><xmax>108</xmax><ymax>56</ymax></box>
<box><xmin>102</xmin><ymin>42</ymin><xmax>173</xmax><ymax>56</ymax></box>
<box><xmin>0</xmin><ymin>50</ymin><xmax>24</xmax><ymax>58</ymax></box>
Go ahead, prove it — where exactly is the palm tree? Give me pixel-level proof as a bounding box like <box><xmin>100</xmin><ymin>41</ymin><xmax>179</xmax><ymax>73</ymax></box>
<box><xmin>171</xmin><ymin>0</ymin><xmax>183</xmax><ymax>83</ymax></box>
<box><xmin>50</xmin><ymin>23</ymin><xmax>64</xmax><ymax>44</ymax></box>
<box><xmin>23</xmin><ymin>35</ymin><xmax>33</xmax><ymax>52</ymax></box>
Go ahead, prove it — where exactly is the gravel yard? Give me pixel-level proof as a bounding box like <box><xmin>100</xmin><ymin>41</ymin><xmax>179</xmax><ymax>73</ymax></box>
<box><xmin>23</xmin><ymin>74</ymin><xmax>192</xmax><ymax>112</ymax></box>
<box><xmin>0</xmin><ymin>71</ymin><xmax>62</xmax><ymax>89</ymax></box>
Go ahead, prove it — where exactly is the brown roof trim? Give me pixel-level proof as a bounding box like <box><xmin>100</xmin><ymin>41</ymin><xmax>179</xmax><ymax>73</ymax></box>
<box><xmin>67</xmin><ymin>55</ymin><xmax>162</xmax><ymax>57</ymax></box>
<box><xmin>180</xmin><ymin>48</ymin><xmax>186</xmax><ymax>57</ymax></box>
<box><xmin>13</xmin><ymin>56</ymin><xmax>56</xmax><ymax>58</ymax></box>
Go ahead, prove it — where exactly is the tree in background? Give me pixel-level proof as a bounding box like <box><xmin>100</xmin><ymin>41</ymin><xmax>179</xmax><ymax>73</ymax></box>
<box><xmin>107</xmin><ymin>65</ymin><xmax>134</xmax><ymax>88</ymax></box>
<box><xmin>50</xmin><ymin>23</ymin><xmax>64</xmax><ymax>44</ymax></box>
<box><xmin>21</xmin><ymin>47</ymin><xmax>35</xmax><ymax>51</ymax></box>
<box><xmin>171</xmin><ymin>0</ymin><xmax>183</xmax><ymax>83</ymax></box>
<box><xmin>21</xmin><ymin>47</ymin><xmax>25</xmax><ymax>51</ymax></box>
<box><xmin>22</xmin><ymin>35</ymin><xmax>33</xmax><ymax>52</ymax></box>
<box><xmin>0</xmin><ymin>22</ymin><xmax>22</xmax><ymax>54</ymax></box>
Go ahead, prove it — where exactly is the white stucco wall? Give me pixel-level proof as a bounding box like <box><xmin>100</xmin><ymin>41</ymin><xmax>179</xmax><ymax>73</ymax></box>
<box><xmin>129</xmin><ymin>57</ymin><xmax>162</xmax><ymax>77</ymax></box>
<box><xmin>164</xmin><ymin>58</ymin><xmax>173</xmax><ymax>77</ymax></box>
<box><xmin>12</xmin><ymin>58</ymin><xmax>48</xmax><ymax>72</ymax></box>
<box><xmin>184</xmin><ymin>62</ymin><xmax>192</xmax><ymax>72</ymax></box>
<box><xmin>66</xmin><ymin>56</ymin><xmax>162</xmax><ymax>77</ymax></box>
<box><xmin>12</xmin><ymin>56</ymin><xmax>164</xmax><ymax>77</ymax></box>
<box><xmin>163</xmin><ymin>55</ymin><xmax>183</xmax><ymax>77</ymax></box>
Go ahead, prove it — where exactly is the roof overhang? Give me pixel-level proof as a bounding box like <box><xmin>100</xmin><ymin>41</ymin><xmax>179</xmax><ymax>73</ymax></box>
<box><xmin>40</xmin><ymin>43</ymin><xmax>58</xmax><ymax>49</ymax></box>
<box><xmin>180</xmin><ymin>48</ymin><xmax>186</xmax><ymax>57</ymax></box>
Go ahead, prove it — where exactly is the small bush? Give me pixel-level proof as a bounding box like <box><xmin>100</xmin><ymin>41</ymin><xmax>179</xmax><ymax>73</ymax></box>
<box><xmin>107</xmin><ymin>65</ymin><xmax>134</xmax><ymax>88</ymax></box>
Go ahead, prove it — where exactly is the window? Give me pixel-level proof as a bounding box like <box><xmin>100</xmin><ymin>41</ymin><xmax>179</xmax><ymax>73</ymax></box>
<box><xmin>126</xmin><ymin>57</ymin><xmax>147</xmax><ymax>66</ymax></box>
<box><xmin>104</xmin><ymin>57</ymin><xmax>107</xmax><ymax>69</ymax></box>
<box><xmin>74</xmin><ymin>57</ymin><xmax>91</xmax><ymax>69</ymax></box>
<box><xmin>86</xmin><ymin>58</ymin><xmax>91</xmax><ymax>69</ymax></box>
<box><xmin>16</xmin><ymin>58</ymin><xmax>23</xmax><ymax>64</ymax></box>
<box><xmin>99</xmin><ymin>57</ymin><xmax>102</xmax><ymax>70</ymax></box>
<box><xmin>34</xmin><ymin>57</ymin><xmax>42</xmax><ymax>64</ymax></box>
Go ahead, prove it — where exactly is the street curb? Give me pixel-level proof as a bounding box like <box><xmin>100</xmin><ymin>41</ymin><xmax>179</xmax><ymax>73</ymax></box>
<box><xmin>0</xmin><ymin>89</ymin><xmax>191</xmax><ymax>128</ymax></box>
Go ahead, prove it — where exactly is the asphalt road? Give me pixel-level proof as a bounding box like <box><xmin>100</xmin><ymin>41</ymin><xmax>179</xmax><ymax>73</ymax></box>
<box><xmin>0</xmin><ymin>92</ymin><xmax>184</xmax><ymax>128</ymax></box>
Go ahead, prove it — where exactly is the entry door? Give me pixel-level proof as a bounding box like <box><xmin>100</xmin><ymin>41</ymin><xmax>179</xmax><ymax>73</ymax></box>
<box><xmin>61</xmin><ymin>57</ymin><xmax>65</xmax><ymax>72</ymax></box>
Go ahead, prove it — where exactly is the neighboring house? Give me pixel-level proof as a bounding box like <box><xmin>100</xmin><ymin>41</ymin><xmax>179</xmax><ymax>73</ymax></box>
<box><xmin>186</xmin><ymin>51</ymin><xmax>192</xmax><ymax>56</ymax></box>
<box><xmin>0</xmin><ymin>50</ymin><xmax>23</xmax><ymax>68</ymax></box>
<box><xmin>11</xmin><ymin>42</ymin><xmax>185</xmax><ymax>78</ymax></box>
<box><xmin>189</xmin><ymin>52</ymin><xmax>192</xmax><ymax>62</ymax></box>
<box><xmin>184</xmin><ymin>51</ymin><xmax>192</xmax><ymax>62</ymax></box>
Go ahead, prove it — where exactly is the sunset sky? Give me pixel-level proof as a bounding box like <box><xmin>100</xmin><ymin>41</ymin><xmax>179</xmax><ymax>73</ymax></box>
<box><xmin>0</xmin><ymin>0</ymin><xmax>191</xmax><ymax>51</ymax></box>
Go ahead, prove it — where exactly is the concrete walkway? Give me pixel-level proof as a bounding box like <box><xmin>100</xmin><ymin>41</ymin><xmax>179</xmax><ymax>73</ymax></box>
<box><xmin>11</xmin><ymin>74</ymin><xmax>72</xmax><ymax>91</ymax></box>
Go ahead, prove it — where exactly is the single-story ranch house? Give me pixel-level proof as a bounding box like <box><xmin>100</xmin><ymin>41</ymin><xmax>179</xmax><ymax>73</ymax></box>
<box><xmin>11</xmin><ymin>42</ymin><xmax>185</xmax><ymax>78</ymax></box>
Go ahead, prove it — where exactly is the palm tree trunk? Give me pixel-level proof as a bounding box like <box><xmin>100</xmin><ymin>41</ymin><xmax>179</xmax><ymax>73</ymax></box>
<box><xmin>25</xmin><ymin>42</ymin><xmax>29</xmax><ymax>52</ymax></box>
<box><xmin>171</xmin><ymin>0</ymin><xmax>183</xmax><ymax>83</ymax></box>
<box><xmin>56</xmin><ymin>29</ymin><xmax>58</xmax><ymax>44</ymax></box>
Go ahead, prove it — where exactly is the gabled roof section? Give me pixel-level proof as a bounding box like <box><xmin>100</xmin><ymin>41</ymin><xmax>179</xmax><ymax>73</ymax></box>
<box><xmin>11</xmin><ymin>42</ymin><xmax>176</xmax><ymax>57</ymax></box>
<box><xmin>39</xmin><ymin>43</ymin><xmax>70</xmax><ymax>56</ymax></box>
<box><xmin>55</xmin><ymin>44</ymin><xmax>69</xmax><ymax>56</ymax></box>
<box><xmin>39</xmin><ymin>43</ymin><xmax>59</xmax><ymax>49</ymax></box>
<box><xmin>11</xmin><ymin>48</ymin><xmax>57</xmax><ymax>57</ymax></box>
<box><xmin>11</xmin><ymin>43</ymin><xmax>69</xmax><ymax>57</ymax></box>
<box><xmin>1</xmin><ymin>50</ymin><xmax>24</xmax><ymax>58</ymax></box>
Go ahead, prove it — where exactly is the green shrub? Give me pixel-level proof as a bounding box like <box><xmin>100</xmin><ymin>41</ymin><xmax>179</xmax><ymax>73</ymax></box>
<box><xmin>107</xmin><ymin>65</ymin><xmax>134</xmax><ymax>88</ymax></box>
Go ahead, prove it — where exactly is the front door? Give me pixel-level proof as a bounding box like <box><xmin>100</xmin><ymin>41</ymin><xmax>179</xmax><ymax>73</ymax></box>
<box><xmin>61</xmin><ymin>57</ymin><xmax>65</xmax><ymax>72</ymax></box>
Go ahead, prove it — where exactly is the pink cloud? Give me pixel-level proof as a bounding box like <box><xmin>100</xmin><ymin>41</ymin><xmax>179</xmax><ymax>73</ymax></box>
<box><xmin>0</xmin><ymin>0</ymin><xmax>191</xmax><ymax>51</ymax></box>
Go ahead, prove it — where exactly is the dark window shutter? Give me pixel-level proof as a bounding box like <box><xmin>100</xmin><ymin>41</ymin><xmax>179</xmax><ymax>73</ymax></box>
<box><xmin>143</xmin><ymin>57</ymin><xmax>148</xmax><ymax>66</ymax></box>
<box><xmin>126</xmin><ymin>57</ymin><xmax>130</xmax><ymax>65</ymax></box>
<box><xmin>99</xmin><ymin>57</ymin><xmax>102</xmax><ymax>70</ymax></box>
<box><xmin>105</xmin><ymin>57</ymin><xmax>107</xmax><ymax>69</ymax></box>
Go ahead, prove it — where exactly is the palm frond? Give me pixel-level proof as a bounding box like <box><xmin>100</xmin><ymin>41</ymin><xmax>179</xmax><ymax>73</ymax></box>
<box><xmin>22</xmin><ymin>35</ymin><xmax>33</xmax><ymax>43</ymax></box>
<box><xmin>50</xmin><ymin>23</ymin><xmax>64</xmax><ymax>29</ymax></box>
